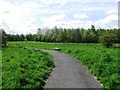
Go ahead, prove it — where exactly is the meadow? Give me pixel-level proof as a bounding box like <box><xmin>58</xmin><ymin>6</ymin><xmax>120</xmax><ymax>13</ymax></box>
<box><xmin>2</xmin><ymin>45</ymin><xmax>54</xmax><ymax>89</ymax></box>
<box><xmin>0</xmin><ymin>50</ymin><xmax>2</xmax><ymax>89</ymax></box>
<box><xmin>8</xmin><ymin>41</ymin><xmax>120</xmax><ymax>89</ymax></box>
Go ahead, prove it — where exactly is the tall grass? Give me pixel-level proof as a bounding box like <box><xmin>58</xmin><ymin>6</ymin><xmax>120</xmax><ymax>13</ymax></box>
<box><xmin>0</xmin><ymin>50</ymin><xmax>2</xmax><ymax>89</ymax></box>
<box><xmin>8</xmin><ymin>42</ymin><xmax>120</xmax><ymax>89</ymax></box>
<box><xmin>2</xmin><ymin>45</ymin><xmax>54</xmax><ymax>89</ymax></box>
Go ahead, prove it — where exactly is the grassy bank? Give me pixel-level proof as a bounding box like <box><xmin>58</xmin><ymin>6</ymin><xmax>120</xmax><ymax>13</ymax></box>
<box><xmin>2</xmin><ymin>45</ymin><xmax>54</xmax><ymax>89</ymax></box>
<box><xmin>8</xmin><ymin>41</ymin><xmax>120</xmax><ymax>89</ymax></box>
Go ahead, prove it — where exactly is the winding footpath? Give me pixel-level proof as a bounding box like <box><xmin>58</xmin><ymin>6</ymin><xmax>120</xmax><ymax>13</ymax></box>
<box><xmin>41</xmin><ymin>49</ymin><xmax>102</xmax><ymax>88</ymax></box>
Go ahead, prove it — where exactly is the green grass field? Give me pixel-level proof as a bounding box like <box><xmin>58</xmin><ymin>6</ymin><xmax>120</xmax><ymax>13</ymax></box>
<box><xmin>2</xmin><ymin>45</ymin><xmax>54</xmax><ymax>89</ymax></box>
<box><xmin>0</xmin><ymin>49</ymin><xmax>2</xmax><ymax>89</ymax></box>
<box><xmin>8</xmin><ymin>41</ymin><xmax>120</xmax><ymax>89</ymax></box>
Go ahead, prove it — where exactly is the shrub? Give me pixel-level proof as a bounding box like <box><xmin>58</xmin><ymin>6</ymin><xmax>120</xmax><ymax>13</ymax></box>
<box><xmin>99</xmin><ymin>33</ymin><xmax>118</xmax><ymax>48</ymax></box>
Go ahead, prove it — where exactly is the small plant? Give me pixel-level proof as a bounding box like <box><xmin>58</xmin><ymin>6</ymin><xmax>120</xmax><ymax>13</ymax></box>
<box><xmin>67</xmin><ymin>50</ymin><xmax>71</xmax><ymax>53</ymax></box>
<box><xmin>75</xmin><ymin>50</ymin><xmax>80</xmax><ymax>53</ymax></box>
<box><xmin>11</xmin><ymin>56</ymin><xmax>14</xmax><ymax>58</ymax></box>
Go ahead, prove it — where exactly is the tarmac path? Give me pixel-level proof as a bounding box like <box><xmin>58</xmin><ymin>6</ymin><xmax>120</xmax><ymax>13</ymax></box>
<box><xmin>40</xmin><ymin>50</ymin><xmax>102</xmax><ymax>88</ymax></box>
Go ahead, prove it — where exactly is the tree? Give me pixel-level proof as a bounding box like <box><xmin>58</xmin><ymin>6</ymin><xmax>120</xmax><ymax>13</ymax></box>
<box><xmin>0</xmin><ymin>29</ymin><xmax>7</xmax><ymax>47</ymax></box>
<box><xmin>73</xmin><ymin>29</ymin><xmax>82</xmax><ymax>43</ymax></box>
<box><xmin>14</xmin><ymin>34</ymin><xmax>20</xmax><ymax>41</ymax></box>
<box><xmin>37</xmin><ymin>28</ymin><xmax>42</xmax><ymax>34</ymax></box>
<box><xmin>7</xmin><ymin>34</ymin><xmax>14</xmax><ymax>41</ymax></box>
<box><xmin>26</xmin><ymin>33</ymin><xmax>33</xmax><ymax>41</ymax></box>
<box><xmin>99</xmin><ymin>33</ymin><xmax>118</xmax><ymax>48</ymax></box>
<box><xmin>91</xmin><ymin>25</ymin><xmax>96</xmax><ymax>32</ymax></box>
<box><xmin>19</xmin><ymin>34</ymin><xmax>25</xmax><ymax>41</ymax></box>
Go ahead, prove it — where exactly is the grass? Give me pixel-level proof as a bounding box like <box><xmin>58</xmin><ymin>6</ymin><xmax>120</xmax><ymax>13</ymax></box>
<box><xmin>2</xmin><ymin>45</ymin><xmax>54</xmax><ymax>89</ymax></box>
<box><xmin>0</xmin><ymin>49</ymin><xmax>2</xmax><ymax>89</ymax></box>
<box><xmin>8</xmin><ymin>41</ymin><xmax>120</xmax><ymax>89</ymax></box>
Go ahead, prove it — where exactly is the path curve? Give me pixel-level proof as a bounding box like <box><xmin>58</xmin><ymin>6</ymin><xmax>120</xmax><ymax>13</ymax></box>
<box><xmin>41</xmin><ymin>49</ymin><xmax>102</xmax><ymax>88</ymax></box>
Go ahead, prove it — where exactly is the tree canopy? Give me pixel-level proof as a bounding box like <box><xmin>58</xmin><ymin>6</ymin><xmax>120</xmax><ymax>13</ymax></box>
<box><xmin>6</xmin><ymin>26</ymin><xmax>120</xmax><ymax>48</ymax></box>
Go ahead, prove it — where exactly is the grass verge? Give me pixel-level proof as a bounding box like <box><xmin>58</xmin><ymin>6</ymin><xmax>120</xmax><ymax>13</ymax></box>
<box><xmin>2</xmin><ymin>45</ymin><xmax>54</xmax><ymax>89</ymax></box>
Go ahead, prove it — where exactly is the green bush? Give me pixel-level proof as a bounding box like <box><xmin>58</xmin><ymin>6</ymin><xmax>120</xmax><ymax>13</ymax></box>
<box><xmin>99</xmin><ymin>33</ymin><xmax>118</xmax><ymax>48</ymax></box>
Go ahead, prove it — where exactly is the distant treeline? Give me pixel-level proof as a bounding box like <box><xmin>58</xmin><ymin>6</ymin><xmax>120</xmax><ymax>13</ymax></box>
<box><xmin>7</xmin><ymin>26</ymin><xmax>120</xmax><ymax>44</ymax></box>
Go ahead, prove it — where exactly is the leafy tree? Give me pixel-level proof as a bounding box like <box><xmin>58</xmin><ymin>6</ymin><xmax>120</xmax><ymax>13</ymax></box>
<box><xmin>37</xmin><ymin>28</ymin><xmax>42</xmax><ymax>34</ymax></box>
<box><xmin>7</xmin><ymin>34</ymin><xmax>14</xmax><ymax>41</ymax></box>
<box><xmin>14</xmin><ymin>34</ymin><xmax>20</xmax><ymax>41</ymax></box>
<box><xmin>0</xmin><ymin>29</ymin><xmax>7</xmax><ymax>47</ymax></box>
<box><xmin>74</xmin><ymin>29</ymin><xmax>82</xmax><ymax>43</ymax></box>
<box><xmin>26</xmin><ymin>33</ymin><xmax>33</xmax><ymax>41</ymax></box>
<box><xmin>99</xmin><ymin>33</ymin><xmax>118</xmax><ymax>48</ymax></box>
<box><xmin>5</xmin><ymin>26</ymin><xmax>119</xmax><ymax>45</ymax></box>
<box><xmin>91</xmin><ymin>25</ymin><xmax>96</xmax><ymax>32</ymax></box>
<box><xmin>19</xmin><ymin>34</ymin><xmax>25</xmax><ymax>41</ymax></box>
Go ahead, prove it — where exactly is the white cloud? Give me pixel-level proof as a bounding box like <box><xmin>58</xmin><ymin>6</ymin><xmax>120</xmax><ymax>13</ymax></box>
<box><xmin>99</xmin><ymin>15</ymin><xmax>117</xmax><ymax>24</ymax></box>
<box><xmin>89</xmin><ymin>14</ymin><xmax>118</xmax><ymax>29</ymax></box>
<box><xmin>42</xmin><ymin>0</ymin><xmax>118</xmax><ymax>3</ymax></box>
<box><xmin>41</xmin><ymin>9</ymin><xmax>65</xmax><ymax>14</ymax></box>
<box><xmin>0</xmin><ymin>0</ymin><xmax>67</xmax><ymax>34</ymax></box>
<box><xmin>0</xmin><ymin>0</ymin><xmax>118</xmax><ymax>34</ymax></box>
<box><xmin>106</xmin><ymin>9</ymin><xmax>117</xmax><ymax>15</ymax></box>
<box><xmin>41</xmin><ymin>11</ymin><xmax>114</xmax><ymax>29</ymax></box>
<box><xmin>41</xmin><ymin>14</ymin><xmax>91</xmax><ymax>29</ymax></box>
<box><xmin>111</xmin><ymin>26</ymin><xmax>118</xmax><ymax>28</ymax></box>
<box><xmin>0</xmin><ymin>0</ymin><xmax>38</xmax><ymax>34</ymax></box>
<box><xmin>74</xmin><ymin>14</ymin><xmax>88</xmax><ymax>19</ymax></box>
<box><xmin>41</xmin><ymin>14</ymin><xmax>65</xmax><ymax>28</ymax></box>
<box><xmin>39</xmin><ymin>13</ymin><xmax>117</xmax><ymax>29</ymax></box>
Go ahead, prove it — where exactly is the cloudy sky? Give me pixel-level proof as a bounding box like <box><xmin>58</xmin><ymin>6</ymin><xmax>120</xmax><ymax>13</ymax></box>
<box><xmin>0</xmin><ymin>0</ymin><xmax>118</xmax><ymax>34</ymax></box>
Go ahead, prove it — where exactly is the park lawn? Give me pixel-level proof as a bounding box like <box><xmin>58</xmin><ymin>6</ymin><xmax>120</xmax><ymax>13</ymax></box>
<box><xmin>2</xmin><ymin>45</ymin><xmax>54</xmax><ymax>89</ymax></box>
<box><xmin>8</xmin><ymin>41</ymin><xmax>120</xmax><ymax>89</ymax></box>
